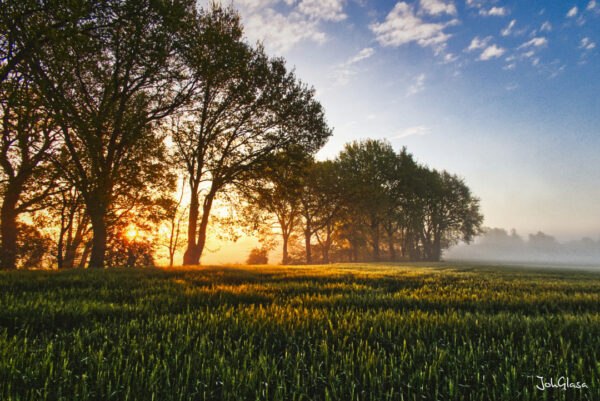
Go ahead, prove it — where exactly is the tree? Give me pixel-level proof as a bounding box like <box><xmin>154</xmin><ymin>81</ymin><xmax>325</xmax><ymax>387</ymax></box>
<box><xmin>16</xmin><ymin>0</ymin><xmax>200</xmax><ymax>268</ymax></box>
<box><xmin>246</xmin><ymin>247</ymin><xmax>268</xmax><ymax>265</ymax></box>
<box><xmin>418</xmin><ymin>170</ymin><xmax>483</xmax><ymax>261</ymax></box>
<box><xmin>14</xmin><ymin>221</ymin><xmax>52</xmax><ymax>269</ymax></box>
<box><xmin>173</xmin><ymin>7</ymin><xmax>331</xmax><ymax>265</ymax></box>
<box><xmin>297</xmin><ymin>160</ymin><xmax>344</xmax><ymax>264</ymax></box>
<box><xmin>238</xmin><ymin>148</ymin><xmax>309</xmax><ymax>264</ymax></box>
<box><xmin>336</xmin><ymin>139</ymin><xmax>399</xmax><ymax>261</ymax></box>
<box><xmin>0</xmin><ymin>76</ymin><xmax>58</xmax><ymax>269</ymax></box>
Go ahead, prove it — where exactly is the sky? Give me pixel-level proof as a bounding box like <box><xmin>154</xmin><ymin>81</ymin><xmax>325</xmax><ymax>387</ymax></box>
<box><xmin>195</xmin><ymin>0</ymin><xmax>600</xmax><ymax>263</ymax></box>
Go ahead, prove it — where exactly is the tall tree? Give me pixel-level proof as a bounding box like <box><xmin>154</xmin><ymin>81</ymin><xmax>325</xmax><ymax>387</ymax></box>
<box><xmin>17</xmin><ymin>0</ymin><xmax>199</xmax><ymax>267</ymax></box>
<box><xmin>173</xmin><ymin>7</ymin><xmax>331</xmax><ymax>265</ymax></box>
<box><xmin>336</xmin><ymin>139</ymin><xmax>399</xmax><ymax>261</ymax></box>
<box><xmin>418</xmin><ymin>170</ymin><xmax>483</xmax><ymax>261</ymax></box>
<box><xmin>0</xmin><ymin>77</ymin><xmax>58</xmax><ymax>269</ymax></box>
<box><xmin>297</xmin><ymin>160</ymin><xmax>344</xmax><ymax>264</ymax></box>
<box><xmin>239</xmin><ymin>148</ymin><xmax>309</xmax><ymax>265</ymax></box>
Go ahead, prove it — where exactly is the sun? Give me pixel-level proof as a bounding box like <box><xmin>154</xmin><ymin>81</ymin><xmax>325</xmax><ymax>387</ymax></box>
<box><xmin>124</xmin><ymin>225</ymin><xmax>139</xmax><ymax>242</ymax></box>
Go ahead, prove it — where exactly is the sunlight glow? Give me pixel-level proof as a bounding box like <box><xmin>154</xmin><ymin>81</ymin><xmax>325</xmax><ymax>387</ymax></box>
<box><xmin>125</xmin><ymin>225</ymin><xmax>139</xmax><ymax>242</ymax></box>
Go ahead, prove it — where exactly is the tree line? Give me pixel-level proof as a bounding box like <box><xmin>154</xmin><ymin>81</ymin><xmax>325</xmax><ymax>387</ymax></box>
<box><xmin>241</xmin><ymin>140</ymin><xmax>483</xmax><ymax>264</ymax></box>
<box><xmin>0</xmin><ymin>0</ymin><xmax>482</xmax><ymax>269</ymax></box>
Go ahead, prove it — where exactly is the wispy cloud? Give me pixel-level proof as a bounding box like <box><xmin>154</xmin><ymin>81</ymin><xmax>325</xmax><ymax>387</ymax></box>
<box><xmin>566</xmin><ymin>6</ymin><xmax>578</xmax><ymax>17</ymax></box>
<box><xmin>540</xmin><ymin>21</ymin><xmax>552</xmax><ymax>32</ymax></box>
<box><xmin>580</xmin><ymin>37</ymin><xmax>596</xmax><ymax>50</ymax></box>
<box><xmin>297</xmin><ymin>0</ymin><xmax>347</xmax><ymax>22</ymax></box>
<box><xmin>345</xmin><ymin>48</ymin><xmax>375</xmax><ymax>65</ymax></box>
<box><xmin>466</xmin><ymin>36</ymin><xmax>492</xmax><ymax>52</ymax></box>
<box><xmin>518</xmin><ymin>37</ymin><xmax>548</xmax><ymax>49</ymax></box>
<box><xmin>407</xmin><ymin>73</ymin><xmax>426</xmax><ymax>96</ymax></box>
<box><xmin>501</xmin><ymin>19</ymin><xmax>516</xmax><ymax>36</ymax></box>
<box><xmin>244</xmin><ymin>9</ymin><xmax>326</xmax><ymax>53</ymax></box>
<box><xmin>480</xmin><ymin>7</ymin><xmax>509</xmax><ymax>17</ymax></box>
<box><xmin>392</xmin><ymin>125</ymin><xmax>431</xmax><ymax>139</ymax></box>
<box><xmin>330</xmin><ymin>48</ymin><xmax>375</xmax><ymax>87</ymax></box>
<box><xmin>419</xmin><ymin>0</ymin><xmax>457</xmax><ymax>16</ymax></box>
<box><xmin>479</xmin><ymin>44</ymin><xmax>506</xmax><ymax>60</ymax></box>
<box><xmin>370</xmin><ymin>2</ymin><xmax>458</xmax><ymax>54</ymax></box>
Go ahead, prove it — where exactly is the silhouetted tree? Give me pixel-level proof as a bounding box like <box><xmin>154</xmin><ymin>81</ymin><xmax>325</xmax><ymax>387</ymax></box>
<box><xmin>0</xmin><ymin>77</ymin><xmax>58</xmax><ymax>269</ymax></box>
<box><xmin>172</xmin><ymin>7</ymin><xmax>331</xmax><ymax>265</ymax></box>
<box><xmin>15</xmin><ymin>0</ymin><xmax>199</xmax><ymax>268</ymax></box>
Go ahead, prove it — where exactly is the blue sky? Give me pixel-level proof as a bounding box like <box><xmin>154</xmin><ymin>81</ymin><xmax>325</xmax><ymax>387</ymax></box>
<box><xmin>212</xmin><ymin>0</ymin><xmax>600</xmax><ymax>241</ymax></box>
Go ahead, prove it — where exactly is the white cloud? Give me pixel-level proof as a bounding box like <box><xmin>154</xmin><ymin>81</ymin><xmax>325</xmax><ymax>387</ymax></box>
<box><xmin>580</xmin><ymin>37</ymin><xmax>596</xmax><ymax>50</ymax></box>
<box><xmin>506</xmin><ymin>83</ymin><xmax>518</xmax><ymax>91</ymax></box>
<box><xmin>586</xmin><ymin>0</ymin><xmax>597</xmax><ymax>11</ymax></box>
<box><xmin>518</xmin><ymin>37</ymin><xmax>548</xmax><ymax>49</ymax></box>
<box><xmin>345</xmin><ymin>48</ymin><xmax>375</xmax><ymax>65</ymax></box>
<box><xmin>521</xmin><ymin>50</ymin><xmax>535</xmax><ymax>58</ymax></box>
<box><xmin>480</xmin><ymin>7</ymin><xmax>509</xmax><ymax>16</ymax></box>
<box><xmin>443</xmin><ymin>52</ymin><xmax>458</xmax><ymax>62</ymax></box>
<box><xmin>331</xmin><ymin>48</ymin><xmax>376</xmax><ymax>86</ymax></box>
<box><xmin>465</xmin><ymin>0</ymin><xmax>485</xmax><ymax>8</ymax></box>
<box><xmin>503</xmin><ymin>63</ymin><xmax>516</xmax><ymax>70</ymax></box>
<box><xmin>407</xmin><ymin>73</ymin><xmax>426</xmax><ymax>96</ymax></box>
<box><xmin>540</xmin><ymin>21</ymin><xmax>552</xmax><ymax>32</ymax></box>
<box><xmin>550</xmin><ymin>64</ymin><xmax>566</xmax><ymax>78</ymax></box>
<box><xmin>566</xmin><ymin>6</ymin><xmax>578</xmax><ymax>17</ymax></box>
<box><xmin>392</xmin><ymin>125</ymin><xmax>431</xmax><ymax>138</ymax></box>
<box><xmin>297</xmin><ymin>0</ymin><xmax>347</xmax><ymax>21</ymax></box>
<box><xmin>419</xmin><ymin>0</ymin><xmax>457</xmax><ymax>16</ymax></box>
<box><xmin>466</xmin><ymin>36</ymin><xmax>492</xmax><ymax>52</ymax></box>
<box><xmin>233</xmin><ymin>0</ymin><xmax>279</xmax><ymax>11</ymax></box>
<box><xmin>479</xmin><ymin>44</ymin><xmax>505</xmax><ymax>60</ymax></box>
<box><xmin>244</xmin><ymin>9</ymin><xmax>326</xmax><ymax>53</ymax></box>
<box><xmin>370</xmin><ymin>2</ymin><xmax>457</xmax><ymax>53</ymax></box>
<box><xmin>501</xmin><ymin>19</ymin><xmax>516</xmax><ymax>36</ymax></box>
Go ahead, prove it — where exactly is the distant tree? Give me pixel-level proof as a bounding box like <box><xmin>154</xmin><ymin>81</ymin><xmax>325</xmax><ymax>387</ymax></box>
<box><xmin>336</xmin><ymin>139</ymin><xmax>399</xmax><ymax>261</ymax></box>
<box><xmin>246</xmin><ymin>247</ymin><xmax>268</xmax><ymax>265</ymax></box>
<box><xmin>14</xmin><ymin>0</ymin><xmax>199</xmax><ymax>268</ymax></box>
<box><xmin>300</xmin><ymin>160</ymin><xmax>344</xmax><ymax>264</ymax></box>
<box><xmin>239</xmin><ymin>148</ymin><xmax>310</xmax><ymax>264</ymax></box>
<box><xmin>172</xmin><ymin>7</ymin><xmax>331</xmax><ymax>265</ymax></box>
<box><xmin>418</xmin><ymin>170</ymin><xmax>483</xmax><ymax>261</ymax></box>
<box><xmin>15</xmin><ymin>221</ymin><xmax>52</xmax><ymax>269</ymax></box>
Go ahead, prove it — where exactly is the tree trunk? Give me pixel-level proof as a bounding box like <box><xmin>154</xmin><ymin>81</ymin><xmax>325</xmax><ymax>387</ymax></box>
<box><xmin>195</xmin><ymin>191</ymin><xmax>217</xmax><ymax>264</ymax></box>
<box><xmin>282</xmin><ymin>234</ymin><xmax>289</xmax><ymax>265</ymax></box>
<box><xmin>185</xmin><ymin>189</ymin><xmax>216</xmax><ymax>265</ymax></box>
<box><xmin>304</xmin><ymin>220</ymin><xmax>312</xmax><ymax>264</ymax></box>
<box><xmin>88</xmin><ymin>212</ymin><xmax>107</xmax><ymax>269</ymax></box>
<box><xmin>372</xmin><ymin>220</ymin><xmax>380</xmax><ymax>261</ymax></box>
<box><xmin>78</xmin><ymin>242</ymin><xmax>91</xmax><ymax>269</ymax></box>
<box><xmin>432</xmin><ymin>234</ymin><xmax>442</xmax><ymax>262</ymax></box>
<box><xmin>389</xmin><ymin>237</ymin><xmax>396</xmax><ymax>261</ymax></box>
<box><xmin>183</xmin><ymin>189</ymin><xmax>199</xmax><ymax>265</ymax></box>
<box><xmin>322</xmin><ymin>246</ymin><xmax>329</xmax><ymax>264</ymax></box>
<box><xmin>0</xmin><ymin>189</ymin><xmax>19</xmax><ymax>270</ymax></box>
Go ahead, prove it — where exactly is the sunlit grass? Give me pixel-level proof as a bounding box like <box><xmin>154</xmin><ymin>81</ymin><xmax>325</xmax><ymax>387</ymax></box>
<box><xmin>1</xmin><ymin>263</ymin><xmax>599</xmax><ymax>400</ymax></box>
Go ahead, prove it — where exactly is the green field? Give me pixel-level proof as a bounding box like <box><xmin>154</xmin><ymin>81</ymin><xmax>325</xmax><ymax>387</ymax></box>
<box><xmin>1</xmin><ymin>263</ymin><xmax>599</xmax><ymax>400</ymax></box>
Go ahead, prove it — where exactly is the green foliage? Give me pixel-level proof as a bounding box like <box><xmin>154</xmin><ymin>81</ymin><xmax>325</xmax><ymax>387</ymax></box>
<box><xmin>1</xmin><ymin>263</ymin><xmax>599</xmax><ymax>400</ymax></box>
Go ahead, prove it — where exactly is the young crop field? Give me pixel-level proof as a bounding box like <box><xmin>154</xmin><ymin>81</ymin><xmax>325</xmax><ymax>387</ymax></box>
<box><xmin>1</xmin><ymin>263</ymin><xmax>599</xmax><ymax>400</ymax></box>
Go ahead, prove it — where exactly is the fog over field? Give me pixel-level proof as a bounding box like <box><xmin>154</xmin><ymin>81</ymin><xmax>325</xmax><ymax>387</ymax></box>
<box><xmin>445</xmin><ymin>228</ymin><xmax>600</xmax><ymax>268</ymax></box>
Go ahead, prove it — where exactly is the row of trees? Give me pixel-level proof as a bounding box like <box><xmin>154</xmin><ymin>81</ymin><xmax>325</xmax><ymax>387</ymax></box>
<box><xmin>0</xmin><ymin>1</ymin><xmax>330</xmax><ymax>269</ymax></box>
<box><xmin>241</xmin><ymin>140</ymin><xmax>483</xmax><ymax>264</ymax></box>
<box><xmin>0</xmin><ymin>0</ymin><xmax>482</xmax><ymax>269</ymax></box>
